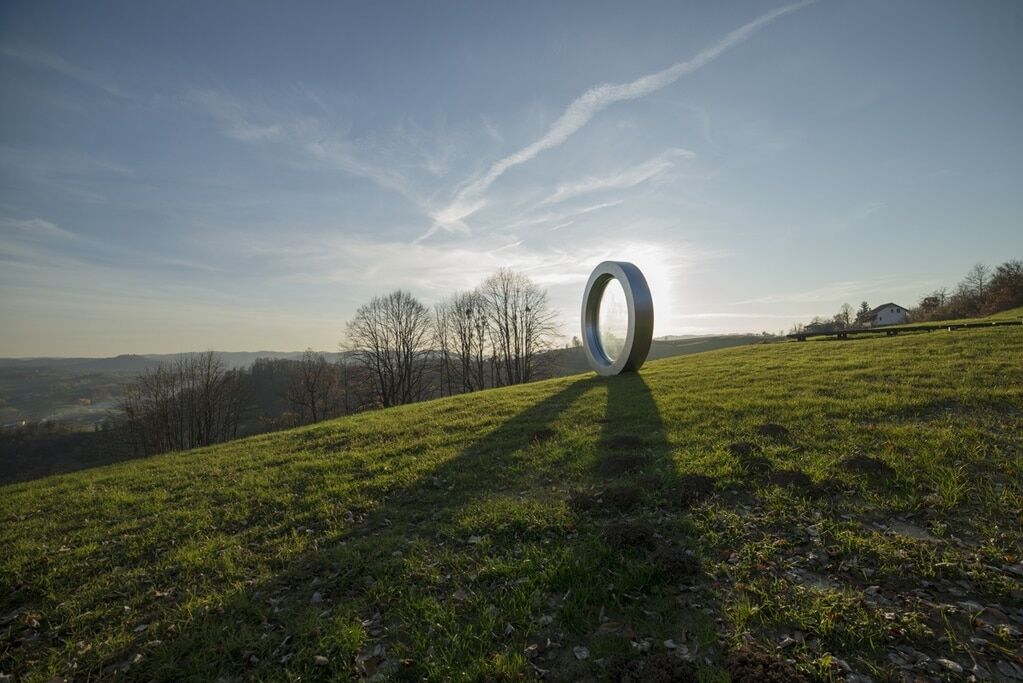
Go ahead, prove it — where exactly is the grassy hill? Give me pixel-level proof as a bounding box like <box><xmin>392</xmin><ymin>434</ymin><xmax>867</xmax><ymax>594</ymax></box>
<box><xmin>2</xmin><ymin>329</ymin><xmax>1021</xmax><ymax>681</ymax></box>
<box><xmin>904</xmin><ymin>305</ymin><xmax>1023</xmax><ymax>325</ymax></box>
<box><xmin>870</xmin><ymin>305</ymin><xmax>1023</xmax><ymax>334</ymax></box>
<box><xmin>545</xmin><ymin>335</ymin><xmax>773</xmax><ymax>375</ymax></box>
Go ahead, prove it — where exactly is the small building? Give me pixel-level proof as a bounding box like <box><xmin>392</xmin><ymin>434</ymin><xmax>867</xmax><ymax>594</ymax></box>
<box><xmin>804</xmin><ymin>320</ymin><xmax>833</xmax><ymax>334</ymax></box>
<box><xmin>869</xmin><ymin>302</ymin><xmax>909</xmax><ymax>327</ymax></box>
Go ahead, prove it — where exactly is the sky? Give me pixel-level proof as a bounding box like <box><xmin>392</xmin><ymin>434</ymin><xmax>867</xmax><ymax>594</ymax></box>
<box><xmin>1</xmin><ymin>0</ymin><xmax>1021</xmax><ymax>357</ymax></box>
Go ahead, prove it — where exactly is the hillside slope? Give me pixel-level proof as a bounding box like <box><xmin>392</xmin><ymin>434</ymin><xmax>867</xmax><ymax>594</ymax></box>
<box><xmin>544</xmin><ymin>334</ymin><xmax>772</xmax><ymax>375</ymax></box>
<box><xmin>2</xmin><ymin>329</ymin><xmax>1022</xmax><ymax>681</ymax></box>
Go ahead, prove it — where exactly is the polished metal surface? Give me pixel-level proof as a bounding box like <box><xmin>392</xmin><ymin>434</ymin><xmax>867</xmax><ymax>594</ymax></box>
<box><xmin>581</xmin><ymin>261</ymin><xmax>654</xmax><ymax>376</ymax></box>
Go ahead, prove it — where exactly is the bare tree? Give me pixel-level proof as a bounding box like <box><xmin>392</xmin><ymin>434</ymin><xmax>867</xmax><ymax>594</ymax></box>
<box><xmin>963</xmin><ymin>263</ymin><xmax>991</xmax><ymax>299</ymax></box>
<box><xmin>986</xmin><ymin>260</ymin><xmax>1023</xmax><ymax>313</ymax></box>
<box><xmin>479</xmin><ymin>269</ymin><xmax>556</xmax><ymax>386</ymax></box>
<box><xmin>120</xmin><ymin>351</ymin><xmax>242</xmax><ymax>456</ymax></box>
<box><xmin>345</xmin><ymin>290</ymin><xmax>433</xmax><ymax>408</ymax></box>
<box><xmin>444</xmin><ymin>289</ymin><xmax>491</xmax><ymax>393</ymax></box>
<box><xmin>433</xmin><ymin>302</ymin><xmax>455</xmax><ymax>397</ymax></box>
<box><xmin>286</xmin><ymin>349</ymin><xmax>339</xmax><ymax>423</ymax></box>
<box><xmin>835</xmin><ymin>302</ymin><xmax>853</xmax><ymax>329</ymax></box>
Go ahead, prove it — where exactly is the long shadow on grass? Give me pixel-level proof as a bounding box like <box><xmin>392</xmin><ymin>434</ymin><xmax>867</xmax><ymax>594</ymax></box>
<box><xmin>128</xmin><ymin>375</ymin><xmax>607</xmax><ymax>680</ymax></box>
<box><xmin>123</xmin><ymin>373</ymin><xmax>721</xmax><ymax>681</ymax></box>
<box><xmin>564</xmin><ymin>371</ymin><xmax>722</xmax><ymax>673</ymax></box>
<box><xmin>601</xmin><ymin>370</ymin><xmax>673</xmax><ymax>474</ymax></box>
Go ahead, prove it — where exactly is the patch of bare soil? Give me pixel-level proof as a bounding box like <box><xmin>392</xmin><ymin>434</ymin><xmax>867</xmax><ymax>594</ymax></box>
<box><xmin>756</xmin><ymin>423</ymin><xmax>791</xmax><ymax>440</ymax></box>
<box><xmin>602</xmin><ymin>521</ymin><xmax>658</xmax><ymax>552</ymax></box>
<box><xmin>678</xmin><ymin>474</ymin><xmax>716</xmax><ymax>498</ymax></box>
<box><xmin>728</xmin><ymin>442</ymin><xmax>761</xmax><ymax>457</ymax></box>
<box><xmin>570</xmin><ymin>485</ymin><xmax>644</xmax><ymax>514</ymax></box>
<box><xmin>597</xmin><ymin>453</ymin><xmax>651</xmax><ymax>476</ymax></box>
<box><xmin>767</xmin><ymin>469</ymin><xmax>812</xmax><ymax>488</ymax></box>
<box><xmin>602</xmin><ymin>485</ymin><xmax>644</xmax><ymax>512</ymax></box>
<box><xmin>668</xmin><ymin>474</ymin><xmax>717</xmax><ymax>509</ymax></box>
<box><xmin>651</xmin><ymin>544</ymin><xmax>701</xmax><ymax>577</ymax></box>
<box><xmin>840</xmin><ymin>454</ymin><xmax>894</xmax><ymax>478</ymax></box>
<box><xmin>726</xmin><ymin>647</ymin><xmax>809</xmax><ymax>683</ymax></box>
<box><xmin>608</xmin><ymin>650</ymin><xmax>698</xmax><ymax>683</ymax></box>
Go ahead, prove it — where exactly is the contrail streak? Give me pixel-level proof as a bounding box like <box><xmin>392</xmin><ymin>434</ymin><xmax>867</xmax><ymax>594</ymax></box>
<box><xmin>425</xmin><ymin>0</ymin><xmax>813</xmax><ymax>238</ymax></box>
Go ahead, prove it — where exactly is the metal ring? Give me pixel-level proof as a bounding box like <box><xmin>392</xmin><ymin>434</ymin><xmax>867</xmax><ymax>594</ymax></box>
<box><xmin>581</xmin><ymin>261</ymin><xmax>654</xmax><ymax>376</ymax></box>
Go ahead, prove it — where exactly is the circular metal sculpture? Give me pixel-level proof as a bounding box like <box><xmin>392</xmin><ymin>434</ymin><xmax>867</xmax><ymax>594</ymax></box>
<box><xmin>581</xmin><ymin>261</ymin><xmax>654</xmax><ymax>376</ymax></box>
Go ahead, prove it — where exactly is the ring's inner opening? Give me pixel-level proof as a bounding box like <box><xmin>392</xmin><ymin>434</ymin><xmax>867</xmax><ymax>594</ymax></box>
<box><xmin>598</xmin><ymin>277</ymin><xmax>628</xmax><ymax>361</ymax></box>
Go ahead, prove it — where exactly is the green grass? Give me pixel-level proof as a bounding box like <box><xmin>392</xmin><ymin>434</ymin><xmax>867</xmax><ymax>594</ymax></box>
<box><xmin>2</xmin><ymin>329</ymin><xmax>1022</xmax><ymax>681</ymax></box>
<box><xmin>884</xmin><ymin>305</ymin><xmax>1023</xmax><ymax>332</ymax></box>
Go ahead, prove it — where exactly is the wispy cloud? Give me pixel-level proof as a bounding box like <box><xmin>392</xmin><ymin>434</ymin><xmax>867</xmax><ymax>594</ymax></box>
<box><xmin>0</xmin><ymin>217</ymin><xmax>79</xmax><ymax>241</ymax></box>
<box><xmin>0</xmin><ymin>43</ymin><xmax>129</xmax><ymax>98</ymax></box>
<box><xmin>495</xmin><ymin>199</ymin><xmax>624</xmax><ymax>233</ymax></box>
<box><xmin>426</xmin><ymin>1</ymin><xmax>814</xmax><ymax>238</ymax></box>
<box><xmin>0</xmin><ymin>145</ymin><xmax>133</xmax><ymax>204</ymax></box>
<box><xmin>301</xmin><ymin>138</ymin><xmax>420</xmax><ymax>204</ymax></box>
<box><xmin>0</xmin><ymin>146</ymin><xmax>133</xmax><ymax>177</ymax></box>
<box><xmin>732</xmin><ymin>276</ymin><xmax>933</xmax><ymax>305</ymax></box>
<box><xmin>541</xmin><ymin>148</ymin><xmax>694</xmax><ymax>206</ymax></box>
<box><xmin>188</xmin><ymin>90</ymin><xmax>283</xmax><ymax>142</ymax></box>
<box><xmin>189</xmin><ymin>89</ymin><xmax>423</xmax><ymax>206</ymax></box>
<box><xmin>670</xmin><ymin>312</ymin><xmax>823</xmax><ymax>320</ymax></box>
<box><xmin>233</xmin><ymin>222</ymin><xmax>706</xmax><ymax>287</ymax></box>
<box><xmin>0</xmin><ymin>216</ymin><xmax>218</xmax><ymax>276</ymax></box>
<box><xmin>853</xmin><ymin>201</ymin><xmax>886</xmax><ymax>220</ymax></box>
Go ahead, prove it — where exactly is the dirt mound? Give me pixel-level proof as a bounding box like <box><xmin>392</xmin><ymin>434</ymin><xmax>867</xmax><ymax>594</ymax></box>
<box><xmin>840</xmin><ymin>454</ymin><xmax>894</xmax><ymax>477</ymax></box>
<box><xmin>767</xmin><ymin>468</ymin><xmax>812</xmax><ymax>488</ymax></box>
<box><xmin>608</xmin><ymin>651</ymin><xmax>698</xmax><ymax>682</ymax></box>
<box><xmin>570</xmin><ymin>485</ymin><xmax>643</xmax><ymax>514</ymax></box>
<box><xmin>602</xmin><ymin>520</ymin><xmax>658</xmax><ymax>551</ymax></box>
<box><xmin>727</xmin><ymin>647</ymin><xmax>808</xmax><ymax>683</ymax></box>
<box><xmin>678</xmin><ymin>473</ymin><xmax>715</xmax><ymax>497</ymax></box>
<box><xmin>668</xmin><ymin>474</ymin><xmax>716</xmax><ymax>509</ymax></box>
<box><xmin>728</xmin><ymin>441</ymin><xmax>761</xmax><ymax>457</ymax></box>
<box><xmin>603</xmin><ymin>485</ymin><xmax>644</xmax><ymax>512</ymax></box>
<box><xmin>598</xmin><ymin>453</ymin><xmax>651</xmax><ymax>476</ymax></box>
<box><xmin>652</xmin><ymin>544</ymin><xmax>701</xmax><ymax>577</ymax></box>
<box><xmin>756</xmin><ymin>423</ymin><xmax>790</xmax><ymax>439</ymax></box>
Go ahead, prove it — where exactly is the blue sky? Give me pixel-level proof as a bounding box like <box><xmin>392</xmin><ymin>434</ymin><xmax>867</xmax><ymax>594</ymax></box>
<box><xmin>1</xmin><ymin>1</ymin><xmax>1021</xmax><ymax>356</ymax></box>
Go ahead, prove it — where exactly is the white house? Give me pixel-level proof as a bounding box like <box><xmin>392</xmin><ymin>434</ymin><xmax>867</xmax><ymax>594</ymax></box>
<box><xmin>869</xmin><ymin>302</ymin><xmax>909</xmax><ymax>326</ymax></box>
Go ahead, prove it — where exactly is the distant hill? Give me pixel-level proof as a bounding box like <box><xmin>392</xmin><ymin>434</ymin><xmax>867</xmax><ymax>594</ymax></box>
<box><xmin>0</xmin><ymin>352</ymin><xmax>348</xmax><ymax>428</ymax></box>
<box><xmin>0</xmin><ymin>335</ymin><xmax>777</xmax><ymax>373</ymax></box>
<box><xmin>0</xmin><ymin>337</ymin><xmax>771</xmax><ymax>427</ymax></box>
<box><xmin>0</xmin><ymin>351</ymin><xmax>348</xmax><ymax>372</ymax></box>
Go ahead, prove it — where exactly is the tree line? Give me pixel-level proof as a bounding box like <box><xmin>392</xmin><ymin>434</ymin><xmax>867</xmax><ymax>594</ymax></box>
<box><xmin>120</xmin><ymin>351</ymin><xmax>243</xmax><ymax>456</ymax></box>
<box><xmin>343</xmin><ymin>268</ymin><xmax>556</xmax><ymax>408</ymax></box>
<box><xmin>789</xmin><ymin>259</ymin><xmax>1022</xmax><ymax>334</ymax></box>
<box><xmin>116</xmin><ymin>268</ymin><xmax>557</xmax><ymax>457</ymax></box>
<box><xmin>912</xmin><ymin>260</ymin><xmax>1023</xmax><ymax>322</ymax></box>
